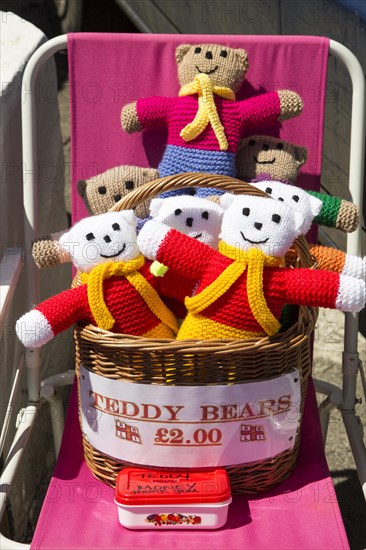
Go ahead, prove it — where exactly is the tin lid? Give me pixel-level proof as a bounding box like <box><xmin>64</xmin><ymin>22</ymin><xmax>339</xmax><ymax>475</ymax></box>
<box><xmin>115</xmin><ymin>467</ymin><xmax>231</xmax><ymax>506</ymax></box>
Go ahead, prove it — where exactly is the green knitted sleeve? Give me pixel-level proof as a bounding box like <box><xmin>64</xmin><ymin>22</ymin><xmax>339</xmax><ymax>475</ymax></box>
<box><xmin>307</xmin><ymin>190</ymin><xmax>341</xmax><ymax>228</ymax></box>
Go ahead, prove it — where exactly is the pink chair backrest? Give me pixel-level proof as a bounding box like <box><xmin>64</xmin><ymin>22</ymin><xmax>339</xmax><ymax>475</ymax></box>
<box><xmin>68</xmin><ymin>33</ymin><xmax>329</xmax><ymax>223</ymax></box>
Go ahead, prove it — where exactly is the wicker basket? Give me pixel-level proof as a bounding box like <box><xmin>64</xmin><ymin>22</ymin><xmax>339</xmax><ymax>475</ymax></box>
<box><xmin>75</xmin><ymin>173</ymin><xmax>318</xmax><ymax>495</ymax></box>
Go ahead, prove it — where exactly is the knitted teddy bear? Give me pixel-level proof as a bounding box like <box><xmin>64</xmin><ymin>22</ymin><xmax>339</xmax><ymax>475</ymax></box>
<box><xmin>32</xmin><ymin>165</ymin><xmax>159</xmax><ymax>269</ymax></box>
<box><xmin>251</xmin><ymin>179</ymin><xmax>365</xmax><ymax>280</ymax></box>
<box><xmin>236</xmin><ymin>135</ymin><xmax>359</xmax><ymax>233</ymax></box>
<box><xmin>137</xmin><ymin>194</ymin><xmax>366</xmax><ymax>341</ymax></box>
<box><xmin>149</xmin><ymin>195</ymin><xmax>224</xmax><ymax>319</ymax></box>
<box><xmin>16</xmin><ymin>211</ymin><xmax>183</xmax><ymax>348</ymax></box>
<box><xmin>121</xmin><ymin>43</ymin><xmax>303</xmax><ymax>193</ymax></box>
<box><xmin>150</xmin><ymin>195</ymin><xmax>224</xmax><ymax>249</ymax></box>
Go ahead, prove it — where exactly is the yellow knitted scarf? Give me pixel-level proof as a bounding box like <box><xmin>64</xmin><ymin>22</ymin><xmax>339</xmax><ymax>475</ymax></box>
<box><xmin>179</xmin><ymin>73</ymin><xmax>235</xmax><ymax>151</ymax></box>
<box><xmin>80</xmin><ymin>255</ymin><xmax>178</xmax><ymax>334</ymax></box>
<box><xmin>185</xmin><ymin>243</ymin><xmax>283</xmax><ymax>336</ymax></box>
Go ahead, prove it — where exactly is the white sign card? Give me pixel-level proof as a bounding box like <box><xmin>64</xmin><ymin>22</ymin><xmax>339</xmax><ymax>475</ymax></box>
<box><xmin>79</xmin><ymin>364</ymin><xmax>301</xmax><ymax>468</ymax></box>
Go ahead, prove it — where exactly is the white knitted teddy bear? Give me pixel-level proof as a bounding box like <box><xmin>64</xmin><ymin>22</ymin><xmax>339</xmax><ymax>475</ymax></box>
<box><xmin>150</xmin><ymin>195</ymin><xmax>223</xmax><ymax>248</ymax></box>
<box><xmin>251</xmin><ymin>179</ymin><xmax>366</xmax><ymax>280</ymax></box>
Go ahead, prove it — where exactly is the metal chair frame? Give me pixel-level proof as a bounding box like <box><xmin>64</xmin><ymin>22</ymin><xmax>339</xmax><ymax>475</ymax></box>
<box><xmin>0</xmin><ymin>34</ymin><xmax>365</xmax><ymax>549</ymax></box>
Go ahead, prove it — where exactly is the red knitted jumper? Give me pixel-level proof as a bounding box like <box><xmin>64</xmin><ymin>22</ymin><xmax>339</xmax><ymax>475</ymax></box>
<box><xmin>135</xmin><ymin>93</ymin><xmax>282</xmax><ymax>179</ymax></box>
<box><xmin>156</xmin><ymin>229</ymin><xmax>342</xmax><ymax>339</ymax></box>
<box><xmin>36</xmin><ymin>262</ymin><xmax>190</xmax><ymax>337</ymax></box>
<box><xmin>136</xmin><ymin>93</ymin><xmax>281</xmax><ymax>153</ymax></box>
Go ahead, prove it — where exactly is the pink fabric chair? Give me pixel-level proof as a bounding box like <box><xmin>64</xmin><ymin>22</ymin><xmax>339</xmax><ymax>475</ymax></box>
<box><xmin>29</xmin><ymin>33</ymin><xmax>349</xmax><ymax>548</ymax></box>
<box><xmin>31</xmin><ymin>382</ymin><xmax>349</xmax><ymax>549</ymax></box>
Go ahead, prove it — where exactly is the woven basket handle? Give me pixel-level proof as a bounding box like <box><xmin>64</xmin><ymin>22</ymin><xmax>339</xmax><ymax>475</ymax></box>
<box><xmin>111</xmin><ymin>172</ymin><xmax>312</xmax><ymax>268</ymax></box>
<box><xmin>111</xmin><ymin>172</ymin><xmax>267</xmax><ymax>212</ymax></box>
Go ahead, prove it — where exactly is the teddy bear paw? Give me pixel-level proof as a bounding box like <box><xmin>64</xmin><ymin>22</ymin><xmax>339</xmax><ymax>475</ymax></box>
<box><xmin>16</xmin><ymin>310</ymin><xmax>54</xmax><ymax>348</ymax></box>
<box><xmin>121</xmin><ymin>102</ymin><xmax>141</xmax><ymax>133</ymax></box>
<box><xmin>336</xmin><ymin>275</ymin><xmax>366</xmax><ymax>312</ymax></box>
<box><xmin>277</xmin><ymin>90</ymin><xmax>303</xmax><ymax>121</ymax></box>
<box><xmin>342</xmin><ymin>254</ymin><xmax>366</xmax><ymax>281</ymax></box>
<box><xmin>335</xmin><ymin>201</ymin><xmax>359</xmax><ymax>233</ymax></box>
<box><xmin>137</xmin><ymin>219</ymin><xmax>171</xmax><ymax>260</ymax></box>
<box><xmin>32</xmin><ymin>231</ymin><xmax>70</xmax><ymax>269</ymax></box>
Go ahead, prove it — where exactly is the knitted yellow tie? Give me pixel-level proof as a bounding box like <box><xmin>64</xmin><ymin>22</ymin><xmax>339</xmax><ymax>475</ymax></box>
<box><xmin>179</xmin><ymin>73</ymin><xmax>235</xmax><ymax>151</ymax></box>
<box><xmin>80</xmin><ymin>256</ymin><xmax>178</xmax><ymax>333</ymax></box>
<box><xmin>185</xmin><ymin>243</ymin><xmax>283</xmax><ymax>336</ymax></box>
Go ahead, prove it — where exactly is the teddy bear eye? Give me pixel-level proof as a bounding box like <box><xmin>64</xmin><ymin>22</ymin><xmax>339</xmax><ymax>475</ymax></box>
<box><xmin>242</xmin><ymin>208</ymin><xmax>250</xmax><ymax>216</ymax></box>
<box><xmin>276</xmin><ymin>143</ymin><xmax>284</xmax><ymax>150</ymax></box>
<box><xmin>98</xmin><ymin>186</ymin><xmax>107</xmax><ymax>195</ymax></box>
<box><xmin>220</xmin><ymin>50</ymin><xmax>228</xmax><ymax>58</ymax></box>
<box><xmin>292</xmin><ymin>195</ymin><xmax>300</xmax><ymax>203</ymax></box>
<box><xmin>262</xmin><ymin>144</ymin><xmax>269</xmax><ymax>151</ymax></box>
<box><xmin>125</xmin><ymin>180</ymin><xmax>134</xmax><ymax>190</ymax></box>
<box><xmin>175</xmin><ymin>209</ymin><xmax>182</xmax><ymax>215</ymax></box>
<box><xmin>86</xmin><ymin>232</ymin><xmax>95</xmax><ymax>241</ymax></box>
<box><xmin>112</xmin><ymin>223</ymin><xmax>120</xmax><ymax>231</ymax></box>
<box><xmin>272</xmin><ymin>214</ymin><xmax>281</xmax><ymax>223</ymax></box>
<box><xmin>265</xmin><ymin>187</ymin><xmax>272</xmax><ymax>194</ymax></box>
<box><xmin>194</xmin><ymin>47</ymin><xmax>201</xmax><ymax>54</ymax></box>
<box><xmin>202</xmin><ymin>211</ymin><xmax>209</xmax><ymax>220</ymax></box>
<box><xmin>249</xmin><ymin>139</ymin><xmax>255</xmax><ymax>146</ymax></box>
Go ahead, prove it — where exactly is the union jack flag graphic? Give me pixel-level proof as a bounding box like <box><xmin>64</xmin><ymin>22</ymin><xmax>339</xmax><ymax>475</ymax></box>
<box><xmin>240</xmin><ymin>424</ymin><xmax>266</xmax><ymax>442</ymax></box>
<box><xmin>115</xmin><ymin>419</ymin><xmax>142</xmax><ymax>444</ymax></box>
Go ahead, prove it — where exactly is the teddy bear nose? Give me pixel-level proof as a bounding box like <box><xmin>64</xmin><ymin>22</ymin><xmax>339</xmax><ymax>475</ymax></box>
<box><xmin>205</xmin><ymin>51</ymin><xmax>213</xmax><ymax>60</ymax></box>
<box><xmin>186</xmin><ymin>217</ymin><xmax>194</xmax><ymax>228</ymax></box>
<box><xmin>104</xmin><ymin>235</ymin><xmax>112</xmax><ymax>243</ymax></box>
<box><xmin>254</xmin><ymin>222</ymin><xmax>263</xmax><ymax>230</ymax></box>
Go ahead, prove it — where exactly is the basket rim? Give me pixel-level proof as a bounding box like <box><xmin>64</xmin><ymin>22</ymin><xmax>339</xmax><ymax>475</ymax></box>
<box><xmin>74</xmin><ymin>304</ymin><xmax>318</xmax><ymax>352</ymax></box>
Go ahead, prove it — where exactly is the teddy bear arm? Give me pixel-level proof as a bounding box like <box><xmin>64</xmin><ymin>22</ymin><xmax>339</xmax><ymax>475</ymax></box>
<box><xmin>156</xmin><ymin>227</ymin><xmax>219</xmax><ymax>281</ymax></box>
<box><xmin>238</xmin><ymin>91</ymin><xmax>282</xmax><ymax>130</ymax></box>
<box><xmin>32</xmin><ymin>230</ymin><xmax>71</xmax><ymax>269</ymax></box>
<box><xmin>127</xmin><ymin>96</ymin><xmax>176</xmax><ymax>132</ymax></box>
<box><xmin>156</xmin><ymin>269</ymin><xmax>197</xmax><ymax>303</ymax></box>
<box><xmin>277</xmin><ymin>90</ymin><xmax>303</xmax><ymax>121</ymax></box>
<box><xmin>308</xmin><ymin>244</ymin><xmax>366</xmax><ymax>280</ymax></box>
<box><xmin>121</xmin><ymin>101</ymin><xmax>141</xmax><ymax>133</ymax></box>
<box><xmin>279</xmin><ymin>268</ymin><xmax>365</xmax><ymax>312</ymax></box>
<box><xmin>138</xmin><ymin>219</ymin><xmax>216</xmax><ymax>280</ymax></box>
<box><xmin>307</xmin><ymin>191</ymin><xmax>359</xmax><ymax>232</ymax></box>
<box><xmin>35</xmin><ymin>285</ymin><xmax>90</xmax><ymax>337</ymax></box>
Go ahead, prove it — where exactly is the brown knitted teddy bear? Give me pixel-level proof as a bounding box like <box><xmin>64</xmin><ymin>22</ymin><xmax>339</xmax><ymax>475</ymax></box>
<box><xmin>121</xmin><ymin>43</ymin><xmax>303</xmax><ymax>195</ymax></box>
<box><xmin>236</xmin><ymin>135</ymin><xmax>359</xmax><ymax>233</ymax></box>
<box><xmin>32</xmin><ymin>165</ymin><xmax>159</xmax><ymax>269</ymax></box>
<box><xmin>236</xmin><ymin>135</ymin><xmax>363</xmax><ymax>280</ymax></box>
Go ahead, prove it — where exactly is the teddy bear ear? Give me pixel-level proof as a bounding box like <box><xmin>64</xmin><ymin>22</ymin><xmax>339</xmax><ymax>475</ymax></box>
<box><xmin>220</xmin><ymin>193</ymin><xmax>236</xmax><ymax>210</ymax></box>
<box><xmin>293</xmin><ymin>211</ymin><xmax>307</xmax><ymax>235</ymax></box>
<box><xmin>149</xmin><ymin>198</ymin><xmax>165</xmax><ymax>217</ymax></box>
<box><xmin>119</xmin><ymin>210</ymin><xmax>137</xmax><ymax>229</ymax></box>
<box><xmin>59</xmin><ymin>230</ymin><xmax>74</xmax><ymax>258</ymax></box>
<box><xmin>294</xmin><ymin>146</ymin><xmax>308</xmax><ymax>165</ymax></box>
<box><xmin>234</xmin><ymin>48</ymin><xmax>249</xmax><ymax>68</ymax></box>
<box><xmin>308</xmin><ymin>194</ymin><xmax>323</xmax><ymax>218</ymax></box>
<box><xmin>143</xmin><ymin>168</ymin><xmax>159</xmax><ymax>180</ymax></box>
<box><xmin>176</xmin><ymin>44</ymin><xmax>192</xmax><ymax>64</ymax></box>
<box><xmin>77</xmin><ymin>180</ymin><xmax>87</xmax><ymax>198</ymax></box>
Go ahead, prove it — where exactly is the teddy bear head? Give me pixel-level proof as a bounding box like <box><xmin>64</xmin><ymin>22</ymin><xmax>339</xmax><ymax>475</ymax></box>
<box><xmin>59</xmin><ymin>211</ymin><xmax>138</xmax><ymax>273</ymax></box>
<box><xmin>236</xmin><ymin>135</ymin><xmax>308</xmax><ymax>182</ymax></box>
<box><xmin>150</xmin><ymin>195</ymin><xmax>224</xmax><ymax>248</ymax></box>
<box><xmin>251</xmin><ymin>180</ymin><xmax>323</xmax><ymax>235</ymax></box>
<box><xmin>219</xmin><ymin>193</ymin><xmax>305</xmax><ymax>257</ymax></box>
<box><xmin>176</xmin><ymin>43</ymin><xmax>249</xmax><ymax>92</ymax></box>
<box><xmin>77</xmin><ymin>165</ymin><xmax>159</xmax><ymax>218</ymax></box>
